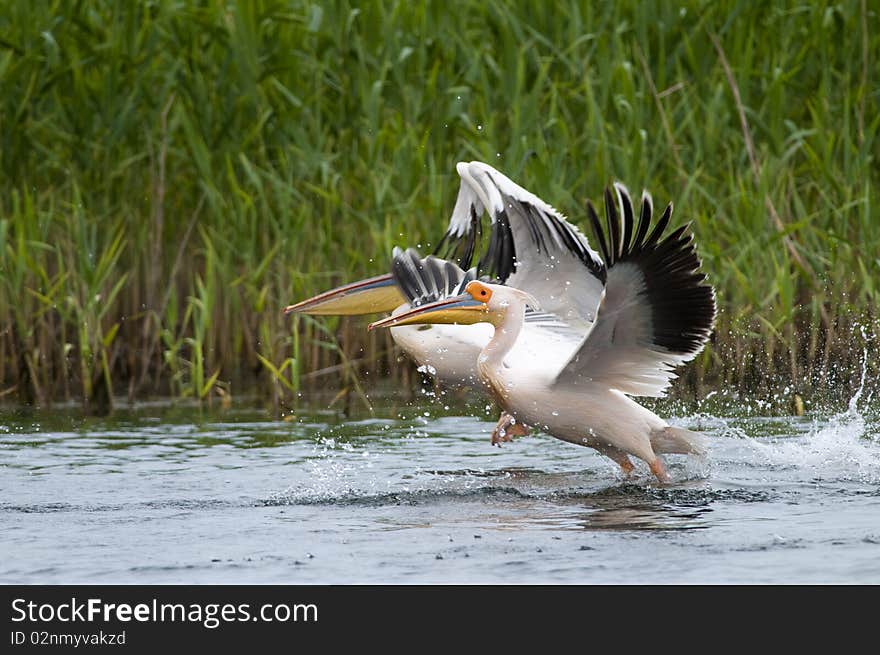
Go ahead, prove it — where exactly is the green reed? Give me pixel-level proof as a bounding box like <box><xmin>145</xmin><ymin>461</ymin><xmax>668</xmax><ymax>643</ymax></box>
<box><xmin>0</xmin><ymin>0</ymin><xmax>877</xmax><ymax>411</ymax></box>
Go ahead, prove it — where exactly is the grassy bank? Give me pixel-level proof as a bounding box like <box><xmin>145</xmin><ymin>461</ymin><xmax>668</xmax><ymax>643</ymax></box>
<box><xmin>0</xmin><ymin>0</ymin><xmax>877</xmax><ymax>411</ymax></box>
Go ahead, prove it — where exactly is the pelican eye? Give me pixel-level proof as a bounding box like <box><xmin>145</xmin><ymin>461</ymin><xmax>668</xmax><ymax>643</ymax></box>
<box><xmin>465</xmin><ymin>281</ymin><xmax>492</xmax><ymax>302</ymax></box>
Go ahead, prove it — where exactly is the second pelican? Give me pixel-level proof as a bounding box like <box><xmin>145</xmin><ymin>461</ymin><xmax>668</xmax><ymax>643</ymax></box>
<box><xmin>286</xmin><ymin>161</ymin><xmax>606</xmax><ymax>443</ymax></box>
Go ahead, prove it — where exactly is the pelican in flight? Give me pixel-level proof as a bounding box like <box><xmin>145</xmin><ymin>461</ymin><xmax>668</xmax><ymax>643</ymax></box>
<box><xmin>370</xmin><ymin>177</ymin><xmax>716</xmax><ymax>482</ymax></box>
<box><xmin>286</xmin><ymin>161</ymin><xmax>603</xmax><ymax>443</ymax></box>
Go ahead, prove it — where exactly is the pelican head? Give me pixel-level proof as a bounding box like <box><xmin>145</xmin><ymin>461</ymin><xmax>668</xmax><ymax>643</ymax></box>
<box><xmin>368</xmin><ymin>281</ymin><xmax>536</xmax><ymax>330</ymax></box>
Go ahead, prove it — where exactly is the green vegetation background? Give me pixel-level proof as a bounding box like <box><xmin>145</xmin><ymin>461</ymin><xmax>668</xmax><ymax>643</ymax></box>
<box><xmin>0</xmin><ymin>0</ymin><xmax>877</xmax><ymax>411</ymax></box>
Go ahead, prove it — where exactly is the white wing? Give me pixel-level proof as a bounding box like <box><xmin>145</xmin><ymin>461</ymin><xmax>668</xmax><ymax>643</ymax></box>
<box><xmin>435</xmin><ymin>161</ymin><xmax>606</xmax><ymax>331</ymax></box>
<box><xmin>553</xmin><ymin>184</ymin><xmax>716</xmax><ymax>397</ymax></box>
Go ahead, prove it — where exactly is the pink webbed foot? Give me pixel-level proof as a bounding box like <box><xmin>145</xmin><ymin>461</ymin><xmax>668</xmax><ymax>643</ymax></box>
<box><xmin>491</xmin><ymin>412</ymin><xmax>530</xmax><ymax>447</ymax></box>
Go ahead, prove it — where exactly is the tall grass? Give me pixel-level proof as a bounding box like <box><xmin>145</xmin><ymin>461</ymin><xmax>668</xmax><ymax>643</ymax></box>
<box><xmin>0</xmin><ymin>0</ymin><xmax>877</xmax><ymax>411</ymax></box>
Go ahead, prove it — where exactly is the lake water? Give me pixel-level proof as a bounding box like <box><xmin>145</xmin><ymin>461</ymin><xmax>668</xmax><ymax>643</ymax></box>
<box><xmin>2</xmin><ymin>390</ymin><xmax>879</xmax><ymax>584</ymax></box>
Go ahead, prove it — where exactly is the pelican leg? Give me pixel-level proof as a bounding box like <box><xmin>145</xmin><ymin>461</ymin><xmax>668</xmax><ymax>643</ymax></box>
<box><xmin>594</xmin><ymin>444</ymin><xmax>635</xmax><ymax>477</ymax></box>
<box><xmin>612</xmin><ymin>453</ymin><xmax>635</xmax><ymax>477</ymax></box>
<box><xmin>649</xmin><ymin>457</ymin><xmax>670</xmax><ymax>483</ymax></box>
<box><xmin>491</xmin><ymin>412</ymin><xmax>530</xmax><ymax>446</ymax></box>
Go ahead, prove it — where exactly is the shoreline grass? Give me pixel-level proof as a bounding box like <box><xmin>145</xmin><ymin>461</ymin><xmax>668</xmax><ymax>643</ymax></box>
<box><xmin>0</xmin><ymin>1</ymin><xmax>878</xmax><ymax>412</ymax></box>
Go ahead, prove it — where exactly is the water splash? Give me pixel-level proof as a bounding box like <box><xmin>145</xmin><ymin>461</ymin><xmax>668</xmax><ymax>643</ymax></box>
<box><xmin>741</xmin><ymin>342</ymin><xmax>880</xmax><ymax>483</ymax></box>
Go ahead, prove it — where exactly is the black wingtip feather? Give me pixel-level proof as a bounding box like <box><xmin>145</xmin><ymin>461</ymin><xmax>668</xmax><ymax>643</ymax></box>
<box><xmin>432</xmin><ymin>206</ymin><xmax>481</xmax><ymax>271</ymax></box>
<box><xmin>644</xmin><ymin>203</ymin><xmax>672</xmax><ymax>250</ymax></box>
<box><xmin>603</xmin><ymin>188</ymin><xmax>620</xmax><ymax>265</ymax></box>
<box><xmin>633</xmin><ymin>193</ymin><xmax>652</xmax><ymax>249</ymax></box>
<box><xmin>391</xmin><ymin>248</ymin><xmax>475</xmax><ymax>308</ymax></box>
<box><xmin>586</xmin><ymin>199</ymin><xmax>611</xmax><ymax>266</ymax></box>
<box><xmin>592</xmin><ymin>185</ymin><xmax>716</xmax><ymax>356</ymax></box>
<box><xmin>616</xmin><ymin>184</ymin><xmax>635</xmax><ymax>257</ymax></box>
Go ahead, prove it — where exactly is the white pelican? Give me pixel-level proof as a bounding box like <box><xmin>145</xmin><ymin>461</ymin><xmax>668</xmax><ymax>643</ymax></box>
<box><xmin>369</xmin><ymin>180</ymin><xmax>716</xmax><ymax>482</ymax></box>
<box><xmin>286</xmin><ymin>162</ymin><xmax>607</xmax><ymax>443</ymax></box>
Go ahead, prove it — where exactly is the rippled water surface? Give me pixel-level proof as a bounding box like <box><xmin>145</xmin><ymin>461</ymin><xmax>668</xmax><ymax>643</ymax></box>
<box><xmin>3</xmin><ymin>396</ymin><xmax>880</xmax><ymax>583</ymax></box>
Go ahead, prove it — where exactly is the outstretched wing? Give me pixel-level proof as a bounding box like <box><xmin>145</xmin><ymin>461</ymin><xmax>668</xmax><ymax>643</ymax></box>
<box><xmin>553</xmin><ymin>184</ymin><xmax>716</xmax><ymax>397</ymax></box>
<box><xmin>433</xmin><ymin>161</ymin><xmax>606</xmax><ymax>330</ymax></box>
